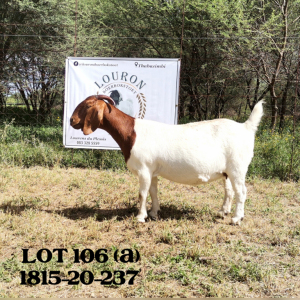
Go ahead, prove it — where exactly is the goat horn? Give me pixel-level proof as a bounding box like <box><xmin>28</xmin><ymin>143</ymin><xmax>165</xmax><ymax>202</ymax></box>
<box><xmin>96</xmin><ymin>95</ymin><xmax>115</xmax><ymax>106</ymax></box>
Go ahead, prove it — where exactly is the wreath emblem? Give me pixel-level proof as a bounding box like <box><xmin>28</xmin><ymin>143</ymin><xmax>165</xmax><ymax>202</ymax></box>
<box><xmin>137</xmin><ymin>93</ymin><xmax>147</xmax><ymax>119</ymax></box>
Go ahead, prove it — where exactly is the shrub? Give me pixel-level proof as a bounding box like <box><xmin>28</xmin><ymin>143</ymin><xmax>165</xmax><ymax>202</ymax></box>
<box><xmin>248</xmin><ymin>120</ymin><xmax>300</xmax><ymax>181</ymax></box>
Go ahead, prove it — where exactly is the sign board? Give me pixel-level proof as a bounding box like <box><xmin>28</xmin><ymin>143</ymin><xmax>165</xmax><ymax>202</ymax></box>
<box><xmin>63</xmin><ymin>57</ymin><xmax>181</xmax><ymax>149</ymax></box>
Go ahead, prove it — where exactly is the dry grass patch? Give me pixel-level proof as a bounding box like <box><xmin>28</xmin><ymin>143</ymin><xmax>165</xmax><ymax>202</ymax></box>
<box><xmin>0</xmin><ymin>165</ymin><xmax>299</xmax><ymax>297</ymax></box>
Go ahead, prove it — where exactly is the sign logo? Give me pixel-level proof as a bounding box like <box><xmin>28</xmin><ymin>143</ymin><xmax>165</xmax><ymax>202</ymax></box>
<box><xmin>74</xmin><ymin>61</ymin><xmax>78</xmax><ymax>66</ymax></box>
<box><xmin>94</xmin><ymin>71</ymin><xmax>147</xmax><ymax>119</ymax></box>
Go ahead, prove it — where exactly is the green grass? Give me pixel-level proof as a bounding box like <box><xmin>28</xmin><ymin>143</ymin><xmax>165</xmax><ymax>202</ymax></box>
<box><xmin>0</xmin><ymin>120</ymin><xmax>126</xmax><ymax>170</ymax></box>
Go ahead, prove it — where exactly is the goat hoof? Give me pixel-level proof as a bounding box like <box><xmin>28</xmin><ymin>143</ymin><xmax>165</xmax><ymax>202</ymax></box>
<box><xmin>148</xmin><ymin>211</ymin><xmax>158</xmax><ymax>221</ymax></box>
<box><xmin>136</xmin><ymin>216</ymin><xmax>146</xmax><ymax>223</ymax></box>
<box><xmin>148</xmin><ymin>214</ymin><xmax>158</xmax><ymax>221</ymax></box>
<box><xmin>231</xmin><ymin>217</ymin><xmax>242</xmax><ymax>226</ymax></box>
<box><xmin>216</xmin><ymin>211</ymin><xmax>225</xmax><ymax>219</ymax></box>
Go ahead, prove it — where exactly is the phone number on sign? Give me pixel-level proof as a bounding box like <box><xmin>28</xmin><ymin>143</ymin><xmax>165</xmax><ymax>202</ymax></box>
<box><xmin>77</xmin><ymin>141</ymin><xmax>100</xmax><ymax>145</ymax></box>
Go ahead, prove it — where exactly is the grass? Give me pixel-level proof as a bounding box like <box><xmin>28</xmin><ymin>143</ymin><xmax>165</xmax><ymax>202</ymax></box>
<box><xmin>0</xmin><ymin>166</ymin><xmax>299</xmax><ymax>297</ymax></box>
<box><xmin>0</xmin><ymin>120</ymin><xmax>126</xmax><ymax>170</ymax></box>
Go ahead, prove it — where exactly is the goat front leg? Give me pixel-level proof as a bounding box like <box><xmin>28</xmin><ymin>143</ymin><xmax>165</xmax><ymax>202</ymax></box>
<box><xmin>136</xmin><ymin>171</ymin><xmax>152</xmax><ymax>222</ymax></box>
<box><xmin>148</xmin><ymin>176</ymin><xmax>159</xmax><ymax>220</ymax></box>
<box><xmin>217</xmin><ymin>177</ymin><xmax>234</xmax><ymax>219</ymax></box>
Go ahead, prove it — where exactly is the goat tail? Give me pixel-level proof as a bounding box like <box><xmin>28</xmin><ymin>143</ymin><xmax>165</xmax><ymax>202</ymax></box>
<box><xmin>244</xmin><ymin>100</ymin><xmax>265</xmax><ymax>132</ymax></box>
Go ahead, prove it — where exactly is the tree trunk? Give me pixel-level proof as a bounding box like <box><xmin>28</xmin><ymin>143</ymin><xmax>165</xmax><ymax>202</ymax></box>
<box><xmin>279</xmin><ymin>78</ymin><xmax>290</xmax><ymax>131</ymax></box>
<box><xmin>0</xmin><ymin>90</ymin><xmax>5</xmax><ymax>112</ymax></box>
<box><xmin>18</xmin><ymin>87</ymin><xmax>31</xmax><ymax>113</ymax></box>
<box><xmin>269</xmin><ymin>86</ymin><xmax>278</xmax><ymax>131</ymax></box>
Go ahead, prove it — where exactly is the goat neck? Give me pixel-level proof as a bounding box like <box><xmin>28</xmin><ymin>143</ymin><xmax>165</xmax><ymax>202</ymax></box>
<box><xmin>101</xmin><ymin>103</ymin><xmax>136</xmax><ymax>163</ymax></box>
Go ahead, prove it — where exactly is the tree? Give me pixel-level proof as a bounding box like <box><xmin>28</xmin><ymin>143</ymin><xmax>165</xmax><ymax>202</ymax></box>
<box><xmin>0</xmin><ymin>0</ymin><xmax>74</xmax><ymax>118</ymax></box>
<box><xmin>13</xmin><ymin>54</ymin><xmax>63</xmax><ymax>121</ymax></box>
<box><xmin>233</xmin><ymin>0</ymin><xmax>300</xmax><ymax>130</ymax></box>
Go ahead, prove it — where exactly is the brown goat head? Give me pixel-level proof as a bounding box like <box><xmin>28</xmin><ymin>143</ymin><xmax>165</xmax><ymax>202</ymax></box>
<box><xmin>70</xmin><ymin>95</ymin><xmax>115</xmax><ymax>135</ymax></box>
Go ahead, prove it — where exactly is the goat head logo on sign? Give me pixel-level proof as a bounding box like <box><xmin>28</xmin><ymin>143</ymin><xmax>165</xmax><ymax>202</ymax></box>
<box><xmin>95</xmin><ymin>72</ymin><xmax>147</xmax><ymax>119</ymax></box>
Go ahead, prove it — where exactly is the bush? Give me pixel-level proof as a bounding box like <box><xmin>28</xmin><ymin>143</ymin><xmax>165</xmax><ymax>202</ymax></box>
<box><xmin>248</xmin><ymin>119</ymin><xmax>300</xmax><ymax>181</ymax></box>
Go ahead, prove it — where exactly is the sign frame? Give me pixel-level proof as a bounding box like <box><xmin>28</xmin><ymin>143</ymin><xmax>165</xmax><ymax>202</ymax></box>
<box><xmin>63</xmin><ymin>57</ymin><xmax>181</xmax><ymax>150</ymax></box>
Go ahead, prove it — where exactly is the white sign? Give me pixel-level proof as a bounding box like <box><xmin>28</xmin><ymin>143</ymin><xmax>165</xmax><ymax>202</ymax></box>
<box><xmin>63</xmin><ymin>57</ymin><xmax>181</xmax><ymax>149</ymax></box>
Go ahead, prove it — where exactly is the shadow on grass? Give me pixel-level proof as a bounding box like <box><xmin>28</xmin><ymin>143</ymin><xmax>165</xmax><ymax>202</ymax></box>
<box><xmin>0</xmin><ymin>202</ymin><xmax>211</xmax><ymax>222</ymax></box>
<box><xmin>158</xmin><ymin>204</ymin><xmax>201</xmax><ymax>221</ymax></box>
<box><xmin>51</xmin><ymin>206</ymin><xmax>137</xmax><ymax>222</ymax></box>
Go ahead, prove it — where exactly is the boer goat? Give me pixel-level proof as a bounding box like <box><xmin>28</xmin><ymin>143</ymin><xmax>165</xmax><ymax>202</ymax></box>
<box><xmin>70</xmin><ymin>95</ymin><xmax>264</xmax><ymax>225</ymax></box>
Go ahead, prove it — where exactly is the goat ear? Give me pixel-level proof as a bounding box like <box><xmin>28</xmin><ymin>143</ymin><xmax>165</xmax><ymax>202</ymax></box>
<box><xmin>83</xmin><ymin>106</ymin><xmax>100</xmax><ymax>135</ymax></box>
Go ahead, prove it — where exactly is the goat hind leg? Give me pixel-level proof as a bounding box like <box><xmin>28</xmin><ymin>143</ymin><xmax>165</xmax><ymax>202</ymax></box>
<box><xmin>148</xmin><ymin>176</ymin><xmax>159</xmax><ymax>220</ymax></box>
<box><xmin>230</xmin><ymin>179</ymin><xmax>247</xmax><ymax>225</ymax></box>
<box><xmin>217</xmin><ymin>177</ymin><xmax>234</xmax><ymax>219</ymax></box>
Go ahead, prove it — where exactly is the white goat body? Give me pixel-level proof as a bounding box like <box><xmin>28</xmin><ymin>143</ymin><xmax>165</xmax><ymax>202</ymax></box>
<box><xmin>128</xmin><ymin>118</ymin><xmax>254</xmax><ymax>185</ymax></box>
<box><xmin>70</xmin><ymin>95</ymin><xmax>264</xmax><ymax>225</ymax></box>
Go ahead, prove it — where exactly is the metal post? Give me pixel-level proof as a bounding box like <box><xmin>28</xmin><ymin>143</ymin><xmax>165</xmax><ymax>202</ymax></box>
<box><xmin>74</xmin><ymin>0</ymin><xmax>78</xmax><ymax>57</ymax></box>
<box><xmin>72</xmin><ymin>0</ymin><xmax>78</xmax><ymax>164</ymax></box>
<box><xmin>289</xmin><ymin>44</ymin><xmax>300</xmax><ymax>179</ymax></box>
<box><xmin>177</xmin><ymin>0</ymin><xmax>186</xmax><ymax>123</ymax></box>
